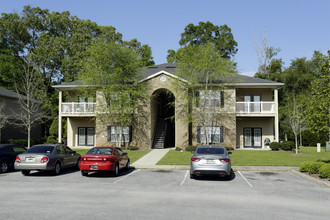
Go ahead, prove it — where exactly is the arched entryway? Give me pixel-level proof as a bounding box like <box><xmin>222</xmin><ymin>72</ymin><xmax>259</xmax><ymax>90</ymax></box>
<box><xmin>151</xmin><ymin>89</ymin><xmax>175</xmax><ymax>148</ymax></box>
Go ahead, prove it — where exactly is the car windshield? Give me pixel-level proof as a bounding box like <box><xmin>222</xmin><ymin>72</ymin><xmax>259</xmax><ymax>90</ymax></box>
<box><xmin>196</xmin><ymin>147</ymin><xmax>224</xmax><ymax>155</ymax></box>
<box><xmin>86</xmin><ymin>148</ymin><xmax>113</xmax><ymax>155</ymax></box>
<box><xmin>26</xmin><ymin>146</ymin><xmax>55</xmax><ymax>154</ymax></box>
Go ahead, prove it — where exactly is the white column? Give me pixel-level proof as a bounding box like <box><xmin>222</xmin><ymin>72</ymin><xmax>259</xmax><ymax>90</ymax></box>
<box><xmin>58</xmin><ymin>90</ymin><xmax>62</xmax><ymax>144</ymax></box>
<box><xmin>274</xmin><ymin>89</ymin><xmax>279</xmax><ymax>142</ymax></box>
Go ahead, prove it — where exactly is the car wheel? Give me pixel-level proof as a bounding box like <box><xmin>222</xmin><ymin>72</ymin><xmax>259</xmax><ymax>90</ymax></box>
<box><xmin>125</xmin><ymin>159</ymin><xmax>130</xmax><ymax>171</ymax></box>
<box><xmin>0</xmin><ymin>161</ymin><xmax>9</xmax><ymax>173</ymax></box>
<box><xmin>76</xmin><ymin>159</ymin><xmax>81</xmax><ymax>170</ymax></box>
<box><xmin>53</xmin><ymin>162</ymin><xmax>61</xmax><ymax>175</ymax></box>
<box><xmin>81</xmin><ymin>170</ymin><xmax>88</xmax><ymax>176</ymax></box>
<box><xmin>21</xmin><ymin>170</ymin><xmax>30</xmax><ymax>176</ymax></box>
<box><xmin>225</xmin><ymin>170</ymin><xmax>232</xmax><ymax>180</ymax></box>
<box><xmin>114</xmin><ymin>164</ymin><xmax>119</xmax><ymax>176</ymax></box>
<box><xmin>190</xmin><ymin>173</ymin><xmax>195</xmax><ymax>179</ymax></box>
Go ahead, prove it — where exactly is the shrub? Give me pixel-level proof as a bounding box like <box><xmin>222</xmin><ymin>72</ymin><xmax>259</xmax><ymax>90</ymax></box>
<box><xmin>8</xmin><ymin>139</ymin><xmax>28</xmax><ymax>147</ymax></box>
<box><xmin>300</xmin><ymin>161</ymin><xmax>325</xmax><ymax>174</ymax></box>
<box><xmin>44</xmin><ymin>136</ymin><xmax>59</xmax><ymax>144</ymax></box>
<box><xmin>225</xmin><ymin>146</ymin><xmax>234</xmax><ymax>151</ymax></box>
<box><xmin>270</xmin><ymin>142</ymin><xmax>281</xmax><ymax>151</ymax></box>
<box><xmin>185</xmin><ymin>145</ymin><xmax>197</xmax><ymax>152</ymax></box>
<box><xmin>127</xmin><ymin>145</ymin><xmax>139</xmax><ymax>151</ymax></box>
<box><xmin>319</xmin><ymin>164</ymin><xmax>330</xmax><ymax>178</ymax></box>
<box><xmin>175</xmin><ymin>147</ymin><xmax>183</xmax><ymax>151</ymax></box>
<box><xmin>281</xmin><ymin>141</ymin><xmax>295</xmax><ymax>151</ymax></box>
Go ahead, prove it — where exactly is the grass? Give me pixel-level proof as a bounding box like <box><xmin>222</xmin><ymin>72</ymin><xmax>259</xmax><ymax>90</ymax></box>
<box><xmin>157</xmin><ymin>147</ymin><xmax>330</xmax><ymax>167</ymax></box>
<box><xmin>74</xmin><ymin>148</ymin><xmax>150</xmax><ymax>164</ymax></box>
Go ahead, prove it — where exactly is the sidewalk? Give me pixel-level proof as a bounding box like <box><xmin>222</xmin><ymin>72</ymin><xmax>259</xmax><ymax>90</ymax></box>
<box><xmin>132</xmin><ymin>148</ymin><xmax>171</xmax><ymax>168</ymax></box>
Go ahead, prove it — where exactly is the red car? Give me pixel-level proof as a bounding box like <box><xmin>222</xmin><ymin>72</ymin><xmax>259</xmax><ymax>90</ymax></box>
<box><xmin>80</xmin><ymin>147</ymin><xmax>130</xmax><ymax>176</ymax></box>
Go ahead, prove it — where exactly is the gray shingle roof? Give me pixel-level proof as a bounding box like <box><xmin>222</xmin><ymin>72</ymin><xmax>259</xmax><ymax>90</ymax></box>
<box><xmin>142</xmin><ymin>63</ymin><xmax>283</xmax><ymax>86</ymax></box>
<box><xmin>53</xmin><ymin>63</ymin><xmax>284</xmax><ymax>89</ymax></box>
<box><xmin>0</xmin><ymin>87</ymin><xmax>23</xmax><ymax>99</ymax></box>
<box><xmin>0</xmin><ymin>86</ymin><xmax>41</xmax><ymax>103</ymax></box>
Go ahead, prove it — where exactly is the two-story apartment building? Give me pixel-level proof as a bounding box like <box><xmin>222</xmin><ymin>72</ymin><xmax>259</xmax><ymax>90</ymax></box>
<box><xmin>53</xmin><ymin>63</ymin><xmax>283</xmax><ymax>150</ymax></box>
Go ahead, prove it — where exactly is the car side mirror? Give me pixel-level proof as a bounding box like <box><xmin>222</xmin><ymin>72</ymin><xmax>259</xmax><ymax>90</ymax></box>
<box><xmin>122</xmin><ymin>152</ymin><xmax>128</xmax><ymax>156</ymax></box>
<box><xmin>228</xmin><ymin>152</ymin><xmax>232</xmax><ymax>154</ymax></box>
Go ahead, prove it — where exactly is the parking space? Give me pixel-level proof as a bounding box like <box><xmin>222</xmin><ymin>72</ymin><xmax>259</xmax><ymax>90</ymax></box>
<box><xmin>1</xmin><ymin>168</ymin><xmax>329</xmax><ymax>220</ymax></box>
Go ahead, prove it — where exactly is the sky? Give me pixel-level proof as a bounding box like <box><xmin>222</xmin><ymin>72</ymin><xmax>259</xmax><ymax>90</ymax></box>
<box><xmin>1</xmin><ymin>0</ymin><xmax>329</xmax><ymax>76</ymax></box>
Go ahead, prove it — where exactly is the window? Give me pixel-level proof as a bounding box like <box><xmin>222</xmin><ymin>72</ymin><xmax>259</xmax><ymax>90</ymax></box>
<box><xmin>199</xmin><ymin>90</ymin><xmax>224</xmax><ymax>108</ymax></box>
<box><xmin>12</xmin><ymin>146</ymin><xmax>26</xmax><ymax>153</ymax></box>
<box><xmin>107</xmin><ymin>126</ymin><xmax>132</xmax><ymax>142</ymax></box>
<box><xmin>78</xmin><ymin>127</ymin><xmax>95</xmax><ymax>146</ymax></box>
<box><xmin>197</xmin><ymin>126</ymin><xmax>224</xmax><ymax>143</ymax></box>
<box><xmin>56</xmin><ymin>146</ymin><xmax>66</xmax><ymax>154</ymax></box>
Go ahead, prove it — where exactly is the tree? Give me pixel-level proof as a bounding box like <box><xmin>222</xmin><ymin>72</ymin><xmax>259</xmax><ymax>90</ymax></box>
<box><xmin>254</xmin><ymin>31</ymin><xmax>280</xmax><ymax>76</ymax></box>
<box><xmin>0</xmin><ymin>5</ymin><xmax>154</xmax><ymax>140</ymax></box>
<box><xmin>306</xmin><ymin>51</ymin><xmax>330</xmax><ymax>142</ymax></box>
<box><xmin>286</xmin><ymin>95</ymin><xmax>308</xmax><ymax>154</ymax></box>
<box><xmin>13</xmin><ymin>55</ymin><xmax>45</xmax><ymax>148</ymax></box>
<box><xmin>172</xmin><ymin>43</ymin><xmax>237</xmax><ymax>145</ymax></box>
<box><xmin>0</xmin><ymin>103</ymin><xmax>9</xmax><ymax>143</ymax></box>
<box><xmin>78</xmin><ymin>40</ymin><xmax>147</xmax><ymax>147</ymax></box>
<box><xmin>167</xmin><ymin>21</ymin><xmax>238</xmax><ymax>62</ymax></box>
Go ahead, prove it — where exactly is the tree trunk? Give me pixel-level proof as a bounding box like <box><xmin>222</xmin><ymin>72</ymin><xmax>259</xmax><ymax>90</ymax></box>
<box><xmin>295</xmin><ymin>134</ymin><xmax>298</xmax><ymax>154</ymax></box>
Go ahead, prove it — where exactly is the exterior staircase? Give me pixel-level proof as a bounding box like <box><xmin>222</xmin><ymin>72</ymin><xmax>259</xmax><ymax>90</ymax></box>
<box><xmin>152</xmin><ymin>118</ymin><xmax>167</xmax><ymax>149</ymax></box>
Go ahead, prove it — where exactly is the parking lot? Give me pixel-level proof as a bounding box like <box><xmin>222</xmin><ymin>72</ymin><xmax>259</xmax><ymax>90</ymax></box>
<box><xmin>1</xmin><ymin>168</ymin><xmax>329</xmax><ymax>220</ymax></box>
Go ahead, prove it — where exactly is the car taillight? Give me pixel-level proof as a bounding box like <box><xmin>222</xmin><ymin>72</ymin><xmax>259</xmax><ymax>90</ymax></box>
<box><xmin>219</xmin><ymin>158</ymin><xmax>230</xmax><ymax>162</ymax></box>
<box><xmin>41</xmin><ymin>156</ymin><xmax>49</xmax><ymax>163</ymax></box>
<box><xmin>191</xmin><ymin>158</ymin><xmax>201</xmax><ymax>162</ymax></box>
<box><xmin>16</xmin><ymin>156</ymin><xmax>21</xmax><ymax>163</ymax></box>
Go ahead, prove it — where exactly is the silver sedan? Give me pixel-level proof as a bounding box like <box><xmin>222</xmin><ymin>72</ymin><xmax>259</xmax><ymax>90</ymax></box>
<box><xmin>190</xmin><ymin>145</ymin><xmax>232</xmax><ymax>179</ymax></box>
<box><xmin>14</xmin><ymin>144</ymin><xmax>81</xmax><ymax>175</ymax></box>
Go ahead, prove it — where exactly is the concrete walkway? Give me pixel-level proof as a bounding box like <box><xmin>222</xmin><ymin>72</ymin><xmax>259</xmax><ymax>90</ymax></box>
<box><xmin>132</xmin><ymin>148</ymin><xmax>171</xmax><ymax>169</ymax></box>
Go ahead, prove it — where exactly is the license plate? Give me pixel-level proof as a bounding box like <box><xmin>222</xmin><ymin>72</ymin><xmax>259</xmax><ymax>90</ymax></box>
<box><xmin>90</xmin><ymin>165</ymin><xmax>98</xmax><ymax>170</ymax></box>
<box><xmin>26</xmin><ymin>157</ymin><xmax>35</xmax><ymax>162</ymax></box>
<box><xmin>205</xmin><ymin>160</ymin><xmax>215</xmax><ymax>164</ymax></box>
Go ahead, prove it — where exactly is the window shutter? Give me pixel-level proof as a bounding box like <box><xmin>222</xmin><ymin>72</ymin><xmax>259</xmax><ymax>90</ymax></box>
<box><xmin>221</xmin><ymin>91</ymin><xmax>224</xmax><ymax>108</ymax></box>
<box><xmin>220</xmin><ymin>126</ymin><xmax>224</xmax><ymax>143</ymax></box>
<box><xmin>197</xmin><ymin>126</ymin><xmax>201</xmax><ymax>143</ymax></box>
<box><xmin>129</xmin><ymin>126</ymin><xmax>132</xmax><ymax>142</ymax></box>
<box><xmin>195</xmin><ymin>91</ymin><xmax>200</xmax><ymax>107</ymax></box>
<box><xmin>107</xmin><ymin>126</ymin><xmax>111</xmax><ymax>142</ymax></box>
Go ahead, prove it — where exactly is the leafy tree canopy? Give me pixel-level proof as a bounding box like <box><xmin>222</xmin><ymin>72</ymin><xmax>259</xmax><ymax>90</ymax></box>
<box><xmin>167</xmin><ymin>21</ymin><xmax>238</xmax><ymax>62</ymax></box>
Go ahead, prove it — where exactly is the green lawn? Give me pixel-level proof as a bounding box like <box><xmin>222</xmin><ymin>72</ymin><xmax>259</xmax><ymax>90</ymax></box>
<box><xmin>74</xmin><ymin>148</ymin><xmax>150</xmax><ymax>164</ymax></box>
<box><xmin>157</xmin><ymin>147</ymin><xmax>330</xmax><ymax>166</ymax></box>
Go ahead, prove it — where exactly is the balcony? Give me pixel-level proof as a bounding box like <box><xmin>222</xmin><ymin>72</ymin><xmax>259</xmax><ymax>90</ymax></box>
<box><xmin>236</xmin><ymin>102</ymin><xmax>275</xmax><ymax>114</ymax></box>
<box><xmin>61</xmin><ymin>102</ymin><xmax>96</xmax><ymax>114</ymax></box>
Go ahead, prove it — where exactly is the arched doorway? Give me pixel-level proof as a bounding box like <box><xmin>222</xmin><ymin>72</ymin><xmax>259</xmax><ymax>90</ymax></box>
<box><xmin>151</xmin><ymin>89</ymin><xmax>175</xmax><ymax>148</ymax></box>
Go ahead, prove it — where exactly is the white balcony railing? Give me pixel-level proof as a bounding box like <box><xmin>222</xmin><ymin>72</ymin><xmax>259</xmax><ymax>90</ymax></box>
<box><xmin>61</xmin><ymin>102</ymin><xmax>96</xmax><ymax>114</ymax></box>
<box><xmin>236</xmin><ymin>102</ymin><xmax>275</xmax><ymax>114</ymax></box>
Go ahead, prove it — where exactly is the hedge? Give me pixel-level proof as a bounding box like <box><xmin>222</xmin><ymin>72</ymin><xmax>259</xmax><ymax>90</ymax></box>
<box><xmin>300</xmin><ymin>161</ymin><xmax>325</xmax><ymax>174</ymax></box>
<box><xmin>281</xmin><ymin>141</ymin><xmax>295</xmax><ymax>151</ymax></box>
<box><xmin>319</xmin><ymin>164</ymin><xmax>330</xmax><ymax>178</ymax></box>
<box><xmin>270</xmin><ymin>142</ymin><xmax>281</xmax><ymax>151</ymax></box>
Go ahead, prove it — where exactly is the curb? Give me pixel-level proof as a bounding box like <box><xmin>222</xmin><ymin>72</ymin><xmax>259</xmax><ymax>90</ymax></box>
<box><xmin>133</xmin><ymin>165</ymin><xmax>300</xmax><ymax>172</ymax></box>
<box><xmin>291</xmin><ymin>170</ymin><xmax>330</xmax><ymax>188</ymax></box>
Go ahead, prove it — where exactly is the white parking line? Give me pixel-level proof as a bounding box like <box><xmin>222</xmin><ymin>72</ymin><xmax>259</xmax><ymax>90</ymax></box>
<box><xmin>113</xmin><ymin>169</ymin><xmax>141</xmax><ymax>184</ymax></box>
<box><xmin>238</xmin><ymin>171</ymin><xmax>253</xmax><ymax>188</ymax></box>
<box><xmin>180</xmin><ymin>170</ymin><xmax>189</xmax><ymax>186</ymax></box>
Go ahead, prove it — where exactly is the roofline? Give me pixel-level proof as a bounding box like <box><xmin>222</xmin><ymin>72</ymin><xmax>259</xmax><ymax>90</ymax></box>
<box><xmin>231</xmin><ymin>82</ymin><xmax>284</xmax><ymax>88</ymax></box>
<box><xmin>139</xmin><ymin>70</ymin><xmax>189</xmax><ymax>84</ymax></box>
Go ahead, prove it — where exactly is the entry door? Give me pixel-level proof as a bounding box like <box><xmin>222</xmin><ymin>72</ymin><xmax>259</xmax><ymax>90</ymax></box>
<box><xmin>78</xmin><ymin>127</ymin><xmax>95</xmax><ymax>146</ymax></box>
<box><xmin>244</xmin><ymin>128</ymin><xmax>262</xmax><ymax>148</ymax></box>
<box><xmin>244</xmin><ymin>95</ymin><xmax>261</xmax><ymax>113</ymax></box>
